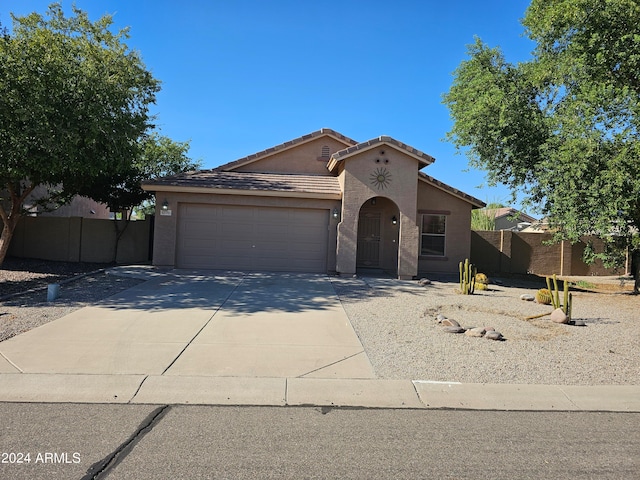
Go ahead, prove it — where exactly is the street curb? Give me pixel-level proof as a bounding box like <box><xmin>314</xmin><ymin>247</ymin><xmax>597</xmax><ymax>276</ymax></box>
<box><xmin>0</xmin><ymin>374</ymin><xmax>638</xmax><ymax>412</ymax></box>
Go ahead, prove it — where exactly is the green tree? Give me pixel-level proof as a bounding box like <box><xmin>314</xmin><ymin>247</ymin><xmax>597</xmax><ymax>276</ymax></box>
<box><xmin>70</xmin><ymin>132</ymin><xmax>200</xmax><ymax>260</ymax></box>
<box><xmin>443</xmin><ymin>0</ymin><xmax>640</xmax><ymax>292</ymax></box>
<box><xmin>471</xmin><ymin>202</ymin><xmax>504</xmax><ymax>231</ymax></box>
<box><xmin>72</xmin><ymin>132</ymin><xmax>200</xmax><ymax>218</ymax></box>
<box><xmin>0</xmin><ymin>4</ymin><xmax>160</xmax><ymax>265</ymax></box>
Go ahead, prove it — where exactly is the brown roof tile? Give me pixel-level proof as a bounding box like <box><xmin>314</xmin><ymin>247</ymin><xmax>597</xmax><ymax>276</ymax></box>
<box><xmin>143</xmin><ymin>171</ymin><xmax>341</xmax><ymax>197</ymax></box>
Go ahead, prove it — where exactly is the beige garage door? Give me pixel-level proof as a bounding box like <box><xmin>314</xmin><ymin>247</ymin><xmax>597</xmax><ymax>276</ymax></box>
<box><xmin>176</xmin><ymin>203</ymin><xmax>329</xmax><ymax>272</ymax></box>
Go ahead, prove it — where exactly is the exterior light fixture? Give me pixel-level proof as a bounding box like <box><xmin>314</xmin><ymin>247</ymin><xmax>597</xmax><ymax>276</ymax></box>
<box><xmin>391</xmin><ymin>215</ymin><xmax>398</xmax><ymax>225</ymax></box>
<box><xmin>332</xmin><ymin>208</ymin><xmax>340</xmax><ymax>220</ymax></box>
<box><xmin>162</xmin><ymin>199</ymin><xmax>169</xmax><ymax>210</ymax></box>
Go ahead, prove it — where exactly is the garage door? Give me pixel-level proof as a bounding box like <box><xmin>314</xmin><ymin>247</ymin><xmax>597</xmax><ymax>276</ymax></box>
<box><xmin>176</xmin><ymin>204</ymin><xmax>329</xmax><ymax>272</ymax></box>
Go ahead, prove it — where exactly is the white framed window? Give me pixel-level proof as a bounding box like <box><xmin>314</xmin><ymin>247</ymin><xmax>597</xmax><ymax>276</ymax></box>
<box><xmin>421</xmin><ymin>214</ymin><xmax>446</xmax><ymax>256</ymax></box>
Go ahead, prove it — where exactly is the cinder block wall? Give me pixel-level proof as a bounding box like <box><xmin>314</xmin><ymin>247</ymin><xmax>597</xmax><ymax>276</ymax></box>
<box><xmin>471</xmin><ymin>231</ymin><xmax>623</xmax><ymax>276</ymax></box>
<box><xmin>6</xmin><ymin>217</ymin><xmax>151</xmax><ymax>264</ymax></box>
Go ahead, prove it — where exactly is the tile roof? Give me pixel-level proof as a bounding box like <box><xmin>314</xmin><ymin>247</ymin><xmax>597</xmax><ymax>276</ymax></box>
<box><xmin>484</xmin><ymin>207</ymin><xmax>538</xmax><ymax>223</ymax></box>
<box><xmin>418</xmin><ymin>172</ymin><xmax>486</xmax><ymax>208</ymax></box>
<box><xmin>143</xmin><ymin>170</ymin><xmax>342</xmax><ymax>197</ymax></box>
<box><xmin>330</xmin><ymin>136</ymin><xmax>435</xmax><ymax>167</ymax></box>
<box><xmin>216</xmin><ymin>128</ymin><xmax>358</xmax><ymax>172</ymax></box>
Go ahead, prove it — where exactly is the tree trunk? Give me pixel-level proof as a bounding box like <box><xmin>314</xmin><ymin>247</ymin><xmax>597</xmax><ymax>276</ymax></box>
<box><xmin>0</xmin><ymin>182</ymin><xmax>35</xmax><ymax>267</ymax></box>
<box><xmin>0</xmin><ymin>207</ymin><xmax>20</xmax><ymax>266</ymax></box>
<box><xmin>632</xmin><ymin>249</ymin><xmax>640</xmax><ymax>294</ymax></box>
<box><xmin>111</xmin><ymin>210</ymin><xmax>132</xmax><ymax>264</ymax></box>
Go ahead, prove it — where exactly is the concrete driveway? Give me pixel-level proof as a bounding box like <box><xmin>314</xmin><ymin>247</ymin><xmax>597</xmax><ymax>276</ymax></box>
<box><xmin>0</xmin><ymin>270</ymin><xmax>374</xmax><ymax>379</ymax></box>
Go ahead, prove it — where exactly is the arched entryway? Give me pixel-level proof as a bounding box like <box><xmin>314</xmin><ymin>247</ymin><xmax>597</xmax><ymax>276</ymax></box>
<box><xmin>356</xmin><ymin>196</ymin><xmax>400</xmax><ymax>275</ymax></box>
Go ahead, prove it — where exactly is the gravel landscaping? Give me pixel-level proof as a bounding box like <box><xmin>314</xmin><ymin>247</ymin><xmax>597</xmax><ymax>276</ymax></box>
<box><xmin>1</xmin><ymin>259</ymin><xmax>638</xmax><ymax>386</ymax></box>
<box><xmin>332</xmin><ymin>274</ymin><xmax>640</xmax><ymax>386</ymax></box>
<box><xmin>0</xmin><ymin>258</ymin><xmax>145</xmax><ymax>342</ymax></box>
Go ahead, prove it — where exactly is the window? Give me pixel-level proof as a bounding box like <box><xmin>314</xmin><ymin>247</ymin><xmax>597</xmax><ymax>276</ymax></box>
<box><xmin>421</xmin><ymin>215</ymin><xmax>446</xmax><ymax>256</ymax></box>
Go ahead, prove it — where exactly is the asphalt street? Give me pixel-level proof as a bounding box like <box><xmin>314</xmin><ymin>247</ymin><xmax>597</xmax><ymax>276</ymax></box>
<box><xmin>0</xmin><ymin>404</ymin><xmax>638</xmax><ymax>479</ymax></box>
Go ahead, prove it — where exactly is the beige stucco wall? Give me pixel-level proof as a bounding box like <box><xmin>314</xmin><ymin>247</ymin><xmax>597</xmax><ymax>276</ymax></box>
<box><xmin>336</xmin><ymin>145</ymin><xmax>421</xmax><ymax>279</ymax></box>
<box><xmin>234</xmin><ymin>137</ymin><xmax>349</xmax><ymax>176</ymax></box>
<box><xmin>416</xmin><ymin>180</ymin><xmax>473</xmax><ymax>273</ymax></box>
<box><xmin>152</xmin><ymin>191</ymin><xmax>340</xmax><ymax>271</ymax></box>
<box><xmin>24</xmin><ymin>185</ymin><xmax>111</xmax><ymax>219</ymax></box>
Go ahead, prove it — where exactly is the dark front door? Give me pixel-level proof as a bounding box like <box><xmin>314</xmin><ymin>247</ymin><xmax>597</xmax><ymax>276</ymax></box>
<box><xmin>357</xmin><ymin>212</ymin><xmax>381</xmax><ymax>267</ymax></box>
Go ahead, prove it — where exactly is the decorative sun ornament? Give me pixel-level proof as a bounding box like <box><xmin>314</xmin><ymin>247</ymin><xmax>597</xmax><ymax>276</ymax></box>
<box><xmin>370</xmin><ymin>167</ymin><xmax>392</xmax><ymax>190</ymax></box>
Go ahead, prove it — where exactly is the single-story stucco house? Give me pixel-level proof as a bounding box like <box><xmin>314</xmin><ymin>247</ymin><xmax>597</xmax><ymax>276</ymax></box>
<box><xmin>482</xmin><ymin>207</ymin><xmax>538</xmax><ymax>231</ymax></box>
<box><xmin>142</xmin><ymin>129</ymin><xmax>485</xmax><ymax>279</ymax></box>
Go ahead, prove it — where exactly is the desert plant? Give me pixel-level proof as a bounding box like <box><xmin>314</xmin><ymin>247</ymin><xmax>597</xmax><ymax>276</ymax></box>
<box><xmin>545</xmin><ymin>274</ymin><xmax>572</xmax><ymax>320</ymax></box>
<box><xmin>475</xmin><ymin>273</ymin><xmax>489</xmax><ymax>290</ymax></box>
<box><xmin>459</xmin><ymin>259</ymin><xmax>477</xmax><ymax>294</ymax></box>
<box><xmin>535</xmin><ymin>288</ymin><xmax>552</xmax><ymax>305</ymax></box>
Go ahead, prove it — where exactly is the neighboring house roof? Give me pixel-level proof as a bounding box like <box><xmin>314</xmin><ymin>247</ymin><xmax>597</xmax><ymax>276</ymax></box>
<box><xmin>143</xmin><ymin>170</ymin><xmax>342</xmax><ymax>199</ymax></box>
<box><xmin>215</xmin><ymin>128</ymin><xmax>357</xmax><ymax>172</ymax></box>
<box><xmin>418</xmin><ymin>172</ymin><xmax>485</xmax><ymax>209</ymax></box>
<box><xmin>485</xmin><ymin>207</ymin><xmax>537</xmax><ymax>223</ymax></box>
<box><xmin>328</xmin><ymin>135</ymin><xmax>435</xmax><ymax>172</ymax></box>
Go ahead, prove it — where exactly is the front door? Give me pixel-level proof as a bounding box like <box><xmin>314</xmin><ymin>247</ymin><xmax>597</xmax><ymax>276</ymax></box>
<box><xmin>357</xmin><ymin>212</ymin><xmax>381</xmax><ymax>267</ymax></box>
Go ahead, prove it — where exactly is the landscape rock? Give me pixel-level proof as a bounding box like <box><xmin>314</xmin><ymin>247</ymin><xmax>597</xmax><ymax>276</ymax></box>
<box><xmin>442</xmin><ymin>326</ymin><xmax>465</xmax><ymax>334</ymax></box>
<box><xmin>465</xmin><ymin>327</ymin><xmax>486</xmax><ymax>337</ymax></box>
<box><xmin>441</xmin><ymin>318</ymin><xmax>461</xmax><ymax>328</ymax></box>
<box><xmin>571</xmin><ymin>320</ymin><xmax>587</xmax><ymax>327</ymax></box>
<box><xmin>550</xmin><ymin>308</ymin><xmax>569</xmax><ymax>324</ymax></box>
<box><xmin>418</xmin><ymin>278</ymin><xmax>431</xmax><ymax>286</ymax></box>
<box><xmin>436</xmin><ymin>314</ymin><xmax>447</xmax><ymax>322</ymax></box>
<box><xmin>484</xmin><ymin>327</ymin><xmax>495</xmax><ymax>332</ymax></box>
<box><xmin>520</xmin><ymin>294</ymin><xmax>535</xmax><ymax>301</ymax></box>
<box><xmin>484</xmin><ymin>331</ymin><xmax>504</xmax><ymax>341</ymax></box>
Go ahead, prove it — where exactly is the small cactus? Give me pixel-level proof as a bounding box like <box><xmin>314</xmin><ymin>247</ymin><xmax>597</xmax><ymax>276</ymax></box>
<box><xmin>545</xmin><ymin>274</ymin><xmax>573</xmax><ymax>320</ymax></box>
<box><xmin>536</xmin><ymin>288</ymin><xmax>552</xmax><ymax>305</ymax></box>
<box><xmin>475</xmin><ymin>273</ymin><xmax>489</xmax><ymax>290</ymax></box>
<box><xmin>459</xmin><ymin>259</ymin><xmax>477</xmax><ymax>294</ymax></box>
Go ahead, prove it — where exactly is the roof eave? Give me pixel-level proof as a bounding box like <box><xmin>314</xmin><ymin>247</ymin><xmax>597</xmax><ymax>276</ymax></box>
<box><xmin>142</xmin><ymin>183</ymin><xmax>342</xmax><ymax>200</ymax></box>
<box><xmin>418</xmin><ymin>174</ymin><xmax>486</xmax><ymax>208</ymax></box>
<box><xmin>328</xmin><ymin>136</ymin><xmax>435</xmax><ymax>173</ymax></box>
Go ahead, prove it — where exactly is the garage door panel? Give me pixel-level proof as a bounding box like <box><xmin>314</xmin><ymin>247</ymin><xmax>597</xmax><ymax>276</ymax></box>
<box><xmin>177</xmin><ymin>204</ymin><xmax>328</xmax><ymax>272</ymax></box>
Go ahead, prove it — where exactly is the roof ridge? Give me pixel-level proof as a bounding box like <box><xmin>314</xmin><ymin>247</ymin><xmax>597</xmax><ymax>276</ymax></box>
<box><xmin>330</xmin><ymin>136</ymin><xmax>435</xmax><ymax>166</ymax></box>
<box><xmin>216</xmin><ymin>128</ymin><xmax>358</xmax><ymax>172</ymax></box>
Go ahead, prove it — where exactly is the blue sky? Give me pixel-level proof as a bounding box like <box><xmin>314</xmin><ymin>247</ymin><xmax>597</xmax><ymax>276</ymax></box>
<box><xmin>2</xmin><ymin>1</ymin><xmax>535</xmax><ymax>211</ymax></box>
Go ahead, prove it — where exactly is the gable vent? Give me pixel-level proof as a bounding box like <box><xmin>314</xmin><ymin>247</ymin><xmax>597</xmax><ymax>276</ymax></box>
<box><xmin>321</xmin><ymin>145</ymin><xmax>330</xmax><ymax>158</ymax></box>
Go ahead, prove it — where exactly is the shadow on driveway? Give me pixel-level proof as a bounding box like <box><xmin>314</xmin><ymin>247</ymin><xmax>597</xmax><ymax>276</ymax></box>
<box><xmin>98</xmin><ymin>271</ymin><xmax>343</xmax><ymax>314</ymax></box>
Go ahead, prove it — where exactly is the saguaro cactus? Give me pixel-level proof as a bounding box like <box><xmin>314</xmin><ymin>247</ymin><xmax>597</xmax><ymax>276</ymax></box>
<box><xmin>459</xmin><ymin>258</ymin><xmax>477</xmax><ymax>295</ymax></box>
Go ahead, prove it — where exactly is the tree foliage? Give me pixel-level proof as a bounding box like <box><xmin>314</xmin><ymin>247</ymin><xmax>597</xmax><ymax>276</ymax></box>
<box><xmin>443</xmin><ymin>0</ymin><xmax>640</xmax><ymax>286</ymax></box>
<box><xmin>70</xmin><ymin>132</ymin><xmax>200</xmax><ymax>216</ymax></box>
<box><xmin>0</xmin><ymin>4</ymin><xmax>160</xmax><ymax>265</ymax></box>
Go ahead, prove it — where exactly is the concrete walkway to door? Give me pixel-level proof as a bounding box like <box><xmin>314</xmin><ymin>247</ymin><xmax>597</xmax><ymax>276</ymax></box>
<box><xmin>0</xmin><ymin>270</ymin><xmax>374</xmax><ymax>380</ymax></box>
